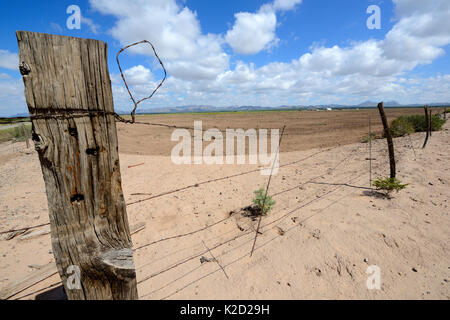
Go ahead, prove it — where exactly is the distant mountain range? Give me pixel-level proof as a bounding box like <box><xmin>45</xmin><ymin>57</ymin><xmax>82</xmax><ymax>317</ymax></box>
<box><xmin>357</xmin><ymin>100</ymin><xmax>401</xmax><ymax>107</ymax></box>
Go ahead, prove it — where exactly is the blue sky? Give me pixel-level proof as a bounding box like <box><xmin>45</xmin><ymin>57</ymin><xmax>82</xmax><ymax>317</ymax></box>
<box><xmin>0</xmin><ymin>0</ymin><xmax>449</xmax><ymax>116</ymax></box>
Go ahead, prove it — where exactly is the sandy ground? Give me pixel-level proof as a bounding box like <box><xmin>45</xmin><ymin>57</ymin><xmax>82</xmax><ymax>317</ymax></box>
<box><xmin>0</xmin><ymin>113</ymin><xmax>449</xmax><ymax>300</ymax></box>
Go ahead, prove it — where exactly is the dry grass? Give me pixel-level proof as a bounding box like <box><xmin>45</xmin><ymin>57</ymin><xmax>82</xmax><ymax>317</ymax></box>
<box><xmin>0</xmin><ymin>124</ymin><xmax>32</xmax><ymax>144</ymax></box>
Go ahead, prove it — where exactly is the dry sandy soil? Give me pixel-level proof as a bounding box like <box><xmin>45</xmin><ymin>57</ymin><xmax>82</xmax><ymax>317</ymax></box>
<box><xmin>117</xmin><ymin>108</ymin><xmax>432</xmax><ymax>156</ymax></box>
<box><xmin>0</xmin><ymin>109</ymin><xmax>449</xmax><ymax>300</ymax></box>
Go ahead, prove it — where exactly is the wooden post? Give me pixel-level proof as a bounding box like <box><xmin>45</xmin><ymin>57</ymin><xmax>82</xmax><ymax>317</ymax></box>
<box><xmin>422</xmin><ymin>105</ymin><xmax>429</xmax><ymax>149</ymax></box>
<box><xmin>20</xmin><ymin>123</ymin><xmax>30</xmax><ymax>148</ymax></box>
<box><xmin>16</xmin><ymin>31</ymin><xmax>138</xmax><ymax>300</ymax></box>
<box><xmin>369</xmin><ymin>116</ymin><xmax>372</xmax><ymax>186</ymax></box>
<box><xmin>377</xmin><ymin>102</ymin><xmax>396</xmax><ymax>178</ymax></box>
<box><xmin>429</xmin><ymin>109</ymin><xmax>432</xmax><ymax>137</ymax></box>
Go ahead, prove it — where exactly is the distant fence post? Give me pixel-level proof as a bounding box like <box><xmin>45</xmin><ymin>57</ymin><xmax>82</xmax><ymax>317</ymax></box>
<box><xmin>16</xmin><ymin>31</ymin><xmax>138</xmax><ymax>300</ymax></box>
<box><xmin>369</xmin><ymin>116</ymin><xmax>372</xmax><ymax>186</ymax></box>
<box><xmin>422</xmin><ymin>105</ymin><xmax>430</xmax><ymax>149</ymax></box>
<box><xmin>429</xmin><ymin>109</ymin><xmax>432</xmax><ymax>137</ymax></box>
<box><xmin>20</xmin><ymin>123</ymin><xmax>29</xmax><ymax>148</ymax></box>
<box><xmin>377</xmin><ymin>102</ymin><xmax>396</xmax><ymax>178</ymax></box>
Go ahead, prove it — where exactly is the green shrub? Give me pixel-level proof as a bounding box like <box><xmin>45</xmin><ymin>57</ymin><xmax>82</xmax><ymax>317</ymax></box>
<box><xmin>373</xmin><ymin>177</ymin><xmax>408</xmax><ymax>195</ymax></box>
<box><xmin>361</xmin><ymin>133</ymin><xmax>378</xmax><ymax>143</ymax></box>
<box><xmin>432</xmin><ymin>115</ymin><xmax>447</xmax><ymax>129</ymax></box>
<box><xmin>407</xmin><ymin>114</ymin><xmax>444</xmax><ymax>132</ymax></box>
<box><xmin>388</xmin><ymin>115</ymin><xmax>446</xmax><ymax>137</ymax></box>
<box><xmin>252</xmin><ymin>188</ymin><xmax>276</xmax><ymax>216</ymax></box>
<box><xmin>389</xmin><ymin>117</ymin><xmax>415</xmax><ymax>137</ymax></box>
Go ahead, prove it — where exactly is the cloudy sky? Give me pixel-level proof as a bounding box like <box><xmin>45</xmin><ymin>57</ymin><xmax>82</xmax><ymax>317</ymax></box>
<box><xmin>0</xmin><ymin>0</ymin><xmax>449</xmax><ymax>116</ymax></box>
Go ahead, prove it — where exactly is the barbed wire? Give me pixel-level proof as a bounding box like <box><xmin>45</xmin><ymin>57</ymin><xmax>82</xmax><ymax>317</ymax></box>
<box><xmin>137</xmin><ymin>162</ymin><xmax>378</xmax><ymax>290</ymax></box>
<box><xmin>127</xmin><ymin>146</ymin><xmax>336</xmax><ymax>206</ymax></box>
<box><xmin>116</xmin><ymin>40</ymin><xmax>167</xmax><ymax>124</ymax></box>
<box><xmin>139</xmin><ymin>145</ymin><xmax>400</xmax><ymax>299</ymax></box>
<box><xmin>141</xmin><ymin>133</ymin><xmax>417</xmax><ymax>286</ymax></box>
<box><xmin>133</xmin><ymin>145</ymin><xmax>354</xmax><ymax>253</ymax></box>
<box><xmin>0</xmin><ymin>146</ymin><xmax>334</xmax><ymax>236</ymax></box>
<box><xmin>135</xmin><ymin>143</ymin><xmax>383</xmax><ymax>286</ymax></box>
<box><xmin>134</xmin><ymin>143</ymin><xmax>367</xmax><ymax>274</ymax></box>
<box><xmin>165</xmin><ymin>156</ymin><xmax>411</xmax><ymax>300</ymax></box>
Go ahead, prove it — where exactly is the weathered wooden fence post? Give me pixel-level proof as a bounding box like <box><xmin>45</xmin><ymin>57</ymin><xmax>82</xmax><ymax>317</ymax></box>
<box><xmin>429</xmin><ymin>109</ymin><xmax>432</xmax><ymax>137</ymax></box>
<box><xmin>20</xmin><ymin>122</ymin><xmax>30</xmax><ymax>148</ymax></box>
<box><xmin>16</xmin><ymin>31</ymin><xmax>138</xmax><ymax>300</ymax></box>
<box><xmin>422</xmin><ymin>105</ymin><xmax>430</xmax><ymax>149</ymax></box>
<box><xmin>377</xmin><ymin>102</ymin><xmax>396</xmax><ymax>178</ymax></box>
<box><xmin>369</xmin><ymin>116</ymin><xmax>372</xmax><ymax>186</ymax></box>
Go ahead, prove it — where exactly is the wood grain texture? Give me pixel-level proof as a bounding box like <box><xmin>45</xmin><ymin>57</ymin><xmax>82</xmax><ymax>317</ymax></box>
<box><xmin>16</xmin><ymin>31</ymin><xmax>138</xmax><ymax>300</ymax></box>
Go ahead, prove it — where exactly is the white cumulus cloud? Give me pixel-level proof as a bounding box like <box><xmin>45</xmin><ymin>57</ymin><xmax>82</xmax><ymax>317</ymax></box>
<box><xmin>225</xmin><ymin>8</ymin><xmax>277</xmax><ymax>55</ymax></box>
<box><xmin>225</xmin><ymin>0</ymin><xmax>303</xmax><ymax>55</ymax></box>
<box><xmin>122</xmin><ymin>65</ymin><xmax>153</xmax><ymax>86</ymax></box>
<box><xmin>383</xmin><ymin>0</ymin><xmax>450</xmax><ymax>65</ymax></box>
<box><xmin>273</xmin><ymin>0</ymin><xmax>303</xmax><ymax>11</ymax></box>
<box><xmin>0</xmin><ymin>50</ymin><xmax>19</xmax><ymax>71</ymax></box>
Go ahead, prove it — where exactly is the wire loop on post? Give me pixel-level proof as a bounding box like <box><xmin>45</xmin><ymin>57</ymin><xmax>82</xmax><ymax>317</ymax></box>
<box><xmin>116</xmin><ymin>40</ymin><xmax>167</xmax><ymax>123</ymax></box>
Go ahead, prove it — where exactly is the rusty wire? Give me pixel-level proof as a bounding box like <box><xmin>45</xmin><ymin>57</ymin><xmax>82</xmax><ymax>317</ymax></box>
<box><xmin>136</xmin><ymin>164</ymin><xmax>375</xmax><ymax>287</ymax></box>
<box><xmin>136</xmin><ymin>142</ymin><xmax>392</xmax><ymax>286</ymax></box>
<box><xmin>0</xmin><ymin>146</ymin><xmax>334</xmax><ymax>237</ymax></box>
<box><xmin>137</xmin><ymin>143</ymin><xmax>396</xmax><ymax>296</ymax></box>
<box><xmin>133</xmin><ymin>143</ymin><xmax>360</xmax><ymax>254</ymax></box>
<box><xmin>116</xmin><ymin>40</ymin><xmax>167</xmax><ymax>123</ymax></box>
<box><xmin>27</xmin><ymin>40</ymin><xmax>167</xmax><ymax>125</ymax></box>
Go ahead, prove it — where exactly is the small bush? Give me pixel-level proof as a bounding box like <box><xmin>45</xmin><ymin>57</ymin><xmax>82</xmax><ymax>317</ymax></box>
<box><xmin>431</xmin><ymin>115</ymin><xmax>446</xmax><ymax>131</ymax></box>
<box><xmin>373</xmin><ymin>177</ymin><xmax>408</xmax><ymax>195</ymax></box>
<box><xmin>252</xmin><ymin>188</ymin><xmax>276</xmax><ymax>216</ymax></box>
<box><xmin>405</xmin><ymin>115</ymin><xmax>444</xmax><ymax>132</ymax></box>
<box><xmin>387</xmin><ymin>115</ymin><xmax>446</xmax><ymax>138</ymax></box>
<box><xmin>361</xmin><ymin>133</ymin><xmax>378</xmax><ymax>143</ymax></box>
<box><xmin>389</xmin><ymin>117</ymin><xmax>415</xmax><ymax>137</ymax></box>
